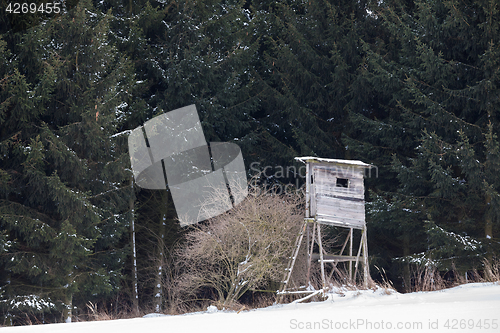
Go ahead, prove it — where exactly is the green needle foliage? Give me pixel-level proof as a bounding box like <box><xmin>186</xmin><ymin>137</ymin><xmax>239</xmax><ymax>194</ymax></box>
<box><xmin>0</xmin><ymin>0</ymin><xmax>133</xmax><ymax>322</ymax></box>
<box><xmin>346</xmin><ymin>0</ymin><xmax>500</xmax><ymax>289</ymax></box>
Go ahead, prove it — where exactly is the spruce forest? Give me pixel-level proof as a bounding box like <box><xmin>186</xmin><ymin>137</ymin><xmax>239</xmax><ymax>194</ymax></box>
<box><xmin>1</xmin><ymin>0</ymin><xmax>499</xmax><ymax>325</ymax></box>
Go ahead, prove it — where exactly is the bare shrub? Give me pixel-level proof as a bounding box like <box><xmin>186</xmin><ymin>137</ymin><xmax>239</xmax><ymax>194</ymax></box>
<box><xmin>173</xmin><ymin>186</ymin><xmax>304</xmax><ymax>309</ymax></box>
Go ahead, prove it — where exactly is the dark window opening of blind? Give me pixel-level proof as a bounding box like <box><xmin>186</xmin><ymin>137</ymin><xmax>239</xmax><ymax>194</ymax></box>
<box><xmin>336</xmin><ymin>178</ymin><xmax>348</xmax><ymax>188</ymax></box>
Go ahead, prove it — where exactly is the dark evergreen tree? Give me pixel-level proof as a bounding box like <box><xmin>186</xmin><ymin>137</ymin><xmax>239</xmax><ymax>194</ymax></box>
<box><xmin>0</xmin><ymin>0</ymin><xmax>134</xmax><ymax>323</ymax></box>
<box><xmin>345</xmin><ymin>0</ymin><xmax>500</xmax><ymax>289</ymax></box>
<box><xmin>242</xmin><ymin>0</ymin><xmax>372</xmax><ymax>183</ymax></box>
<box><xmin>110</xmin><ymin>0</ymin><xmax>261</xmax><ymax>312</ymax></box>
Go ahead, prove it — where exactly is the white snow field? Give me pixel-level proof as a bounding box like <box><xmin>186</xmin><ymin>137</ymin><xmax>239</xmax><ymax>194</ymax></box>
<box><xmin>3</xmin><ymin>282</ymin><xmax>499</xmax><ymax>333</ymax></box>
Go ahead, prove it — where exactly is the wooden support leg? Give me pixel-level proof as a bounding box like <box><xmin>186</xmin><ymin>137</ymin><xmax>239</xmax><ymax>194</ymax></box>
<box><xmin>363</xmin><ymin>226</ymin><xmax>369</xmax><ymax>289</ymax></box>
<box><xmin>306</xmin><ymin>221</ymin><xmax>317</xmax><ymax>286</ymax></box>
<box><xmin>349</xmin><ymin>228</ymin><xmax>353</xmax><ymax>281</ymax></box>
<box><xmin>354</xmin><ymin>229</ymin><xmax>364</xmax><ymax>285</ymax></box>
<box><xmin>317</xmin><ymin>222</ymin><xmax>326</xmax><ymax>291</ymax></box>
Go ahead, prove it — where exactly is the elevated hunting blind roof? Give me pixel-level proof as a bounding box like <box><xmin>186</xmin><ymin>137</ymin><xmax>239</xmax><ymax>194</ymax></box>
<box><xmin>295</xmin><ymin>157</ymin><xmax>372</xmax><ymax>229</ymax></box>
<box><xmin>295</xmin><ymin>156</ymin><xmax>372</xmax><ymax>167</ymax></box>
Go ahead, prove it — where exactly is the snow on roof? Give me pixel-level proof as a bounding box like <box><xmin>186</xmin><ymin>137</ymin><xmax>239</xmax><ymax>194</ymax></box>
<box><xmin>295</xmin><ymin>156</ymin><xmax>372</xmax><ymax>167</ymax></box>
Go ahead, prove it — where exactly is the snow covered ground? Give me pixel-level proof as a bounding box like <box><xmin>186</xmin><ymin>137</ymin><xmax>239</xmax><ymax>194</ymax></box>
<box><xmin>3</xmin><ymin>282</ymin><xmax>499</xmax><ymax>333</ymax></box>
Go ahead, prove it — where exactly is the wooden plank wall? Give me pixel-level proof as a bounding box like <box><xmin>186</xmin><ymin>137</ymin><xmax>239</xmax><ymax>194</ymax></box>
<box><xmin>311</xmin><ymin>163</ymin><xmax>365</xmax><ymax>228</ymax></box>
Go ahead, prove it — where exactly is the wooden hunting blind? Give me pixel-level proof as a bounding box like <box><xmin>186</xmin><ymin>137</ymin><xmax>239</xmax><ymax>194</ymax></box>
<box><xmin>278</xmin><ymin>157</ymin><xmax>373</xmax><ymax>302</ymax></box>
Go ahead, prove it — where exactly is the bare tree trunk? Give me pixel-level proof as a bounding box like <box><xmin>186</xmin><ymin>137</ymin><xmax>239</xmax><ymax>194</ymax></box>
<box><xmin>63</xmin><ymin>292</ymin><xmax>72</xmax><ymax>323</ymax></box>
<box><xmin>403</xmin><ymin>233</ymin><xmax>411</xmax><ymax>292</ymax></box>
<box><xmin>4</xmin><ymin>273</ymin><xmax>12</xmax><ymax>326</ymax></box>
<box><xmin>4</xmin><ymin>313</ymin><xmax>12</xmax><ymax>326</ymax></box>
<box><xmin>154</xmin><ymin>192</ymin><xmax>167</xmax><ymax>313</ymax></box>
<box><xmin>130</xmin><ymin>179</ymin><xmax>139</xmax><ymax>315</ymax></box>
<box><xmin>485</xmin><ymin>194</ymin><xmax>493</xmax><ymax>262</ymax></box>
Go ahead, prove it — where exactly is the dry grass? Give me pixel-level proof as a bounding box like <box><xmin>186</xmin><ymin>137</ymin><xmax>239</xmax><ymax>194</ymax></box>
<box><xmin>409</xmin><ymin>265</ymin><xmax>446</xmax><ymax>292</ymax></box>
<box><xmin>408</xmin><ymin>258</ymin><xmax>500</xmax><ymax>293</ymax></box>
<box><xmin>482</xmin><ymin>258</ymin><xmax>500</xmax><ymax>282</ymax></box>
<box><xmin>84</xmin><ymin>302</ymin><xmax>116</xmax><ymax>321</ymax></box>
<box><xmin>73</xmin><ymin>301</ymin><xmax>161</xmax><ymax>322</ymax></box>
<box><xmin>248</xmin><ymin>292</ymin><xmax>277</xmax><ymax>309</ymax></box>
<box><xmin>372</xmin><ymin>265</ymin><xmax>396</xmax><ymax>294</ymax></box>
